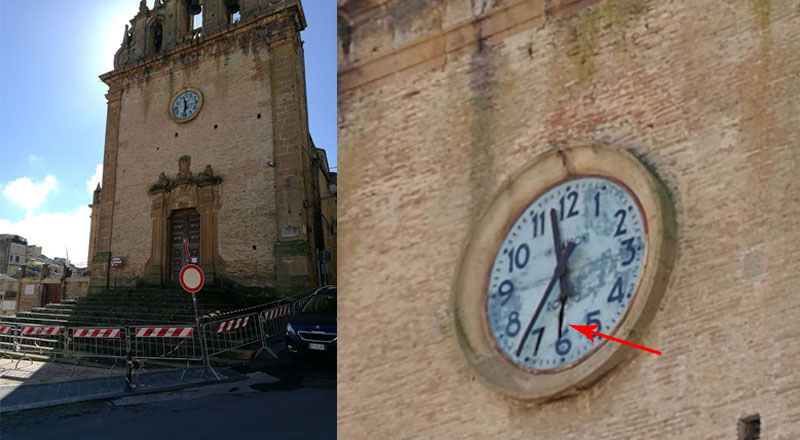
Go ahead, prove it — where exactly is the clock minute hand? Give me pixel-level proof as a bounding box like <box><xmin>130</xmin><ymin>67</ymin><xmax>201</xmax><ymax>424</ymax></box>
<box><xmin>550</xmin><ymin>209</ymin><xmax>571</xmax><ymax>339</ymax></box>
<box><xmin>515</xmin><ymin>241</ymin><xmax>576</xmax><ymax>357</ymax></box>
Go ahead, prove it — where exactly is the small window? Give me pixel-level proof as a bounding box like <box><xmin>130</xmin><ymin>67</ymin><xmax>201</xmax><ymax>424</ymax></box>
<box><xmin>738</xmin><ymin>415</ymin><xmax>761</xmax><ymax>440</ymax></box>
<box><xmin>193</xmin><ymin>9</ymin><xmax>203</xmax><ymax>30</ymax></box>
<box><xmin>15</xmin><ymin>256</ymin><xmax>19</xmax><ymax>263</ymax></box>
<box><xmin>152</xmin><ymin>21</ymin><xmax>163</xmax><ymax>53</ymax></box>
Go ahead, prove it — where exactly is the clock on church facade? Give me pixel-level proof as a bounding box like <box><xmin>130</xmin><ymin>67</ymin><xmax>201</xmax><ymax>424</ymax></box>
<box><xmin>87</xmin><ymin>0</ymin><xmax>336</xmax><ymax>295</ymax></box>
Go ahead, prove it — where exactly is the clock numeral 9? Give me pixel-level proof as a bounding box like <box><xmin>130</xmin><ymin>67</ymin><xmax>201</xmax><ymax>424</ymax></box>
<box><xmin>504</xmin><ymin>244</ymin><xmax>530</xmax><ymax>273</ymax></box>
<box><xmin>498</xmin><ymin>280</ymin><xmax>514</xmax><ymax>305</ymax></box>
<box><xmin>559</xmin><ymin>191</ymin><xmax>579</xmax><ymax>220</ymax></box>
<box><xmin>506</xmin><ymin>312</ymin><xmax>521</xmax><ymax>337</ymax></box>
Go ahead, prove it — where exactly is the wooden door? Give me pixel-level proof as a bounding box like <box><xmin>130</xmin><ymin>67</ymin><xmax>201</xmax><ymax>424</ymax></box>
<box><xmin>169</xmin><ymin>209</ymin><xmax>201</xmax><ymax>282</ymax></box>
<box><xmin>44</xmin><ymin>284</ymin><xmax>61</xmax><ymax>305</ymax></box>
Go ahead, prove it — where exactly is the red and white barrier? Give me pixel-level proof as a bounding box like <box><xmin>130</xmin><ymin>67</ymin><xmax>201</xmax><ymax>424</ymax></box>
<box><xmin>263</xmin><ymin>305</ymin><xmax>291</xmax><ymax>320</ymax></box>
<box><xmin>135</xmin><ymin>327</ymin><xmax>194</xmax><ymax>338</ymax></box>
<box><xmin>0</xmin><ymin>325</ymin><xmax>14</xmax><ymax>335</ymax></box>
<box><xmin>72</xmin><ymin>328</ymin><xmax>121</xmax><ymax>338</ymax></box>
<box><xmin>21</xmin><ymin>326</ymin><xmax>61</xmax><ymax>336</ymax></box>
<box><xmin>215</xmin><ymin>316</ymin><xmax>250</xmax><ymax>333</ymax></box>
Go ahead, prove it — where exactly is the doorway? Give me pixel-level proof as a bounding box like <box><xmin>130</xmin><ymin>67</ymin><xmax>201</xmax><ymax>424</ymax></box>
<box><xmin>43</xmin><ymin>283</ymin><xmax>61</xmax><ymax>305</ymax></box>
<box><xmin>169</xmin><ymin>209</ymin><xmax>201</xmax><ymax>282</ymax></box>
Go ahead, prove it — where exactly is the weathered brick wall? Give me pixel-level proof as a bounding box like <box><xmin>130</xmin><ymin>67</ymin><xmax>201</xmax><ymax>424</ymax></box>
<box><xmin>110</xmin><ymin>38</ymin><xmax>278</xmax><ymax>281</ymax></box>
<box><xmin>337</xmin><ymin>0</ymin><xmax>800</xmax><ymax>438</ymax></box>
<box><xmin>15</xmin><ymin>280</ymin><xmax>42</xmax><ymax>313</ymax></box>
<box><xmin>64</xmin><ymin>277</ymin><xmax>90</xmax><ymax>300</ymax></box>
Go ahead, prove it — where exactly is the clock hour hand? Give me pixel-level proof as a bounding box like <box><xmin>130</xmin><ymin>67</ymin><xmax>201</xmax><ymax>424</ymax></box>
<box><xmin>515</xmin><ymin>241</ymin><xmax>576</xmax><ymax>357</ymax></box>
<box><xmin>550</xmin><ymin>209</ymin><xmax>571</xmax><ymax>338</ymax></box>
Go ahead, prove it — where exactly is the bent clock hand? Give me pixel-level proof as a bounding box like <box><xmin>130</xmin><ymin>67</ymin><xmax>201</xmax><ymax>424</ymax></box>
<box><xmin>516</xmin><ymin>241</ymin><xmax>576</xmax><ymax>357</ymax></box>
<box><xmin>550</xmin><ymin>209</ymin><xmax>571</xmax><ymax>339</ymax></box>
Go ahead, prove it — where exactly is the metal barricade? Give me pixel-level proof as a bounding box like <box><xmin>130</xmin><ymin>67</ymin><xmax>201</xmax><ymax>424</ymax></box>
<box><xmin>131</xmin><ymin>325</ymin><xmax>202</xmax><ymax>362</ymax></box>
<box><xmin>260</xmin><ymin>304</ymin><xmax>294</xmax><ymax>340</ymax></box>
<box><xmin>0</xmin><ymin>324</ymin><xmax>18</xmax><ymax>374</ymax></box>
<box><xmin>67</xmin><ymin>327</ymin><xmax>128</xmax><ymax>376</ymax></box>
<box><xmin>17</xmin><ymin>325</ymin><xmax>65</xmax><ymax>357</ymax></box>
<box><xmin>202</xmin><ymin>312</ymin><xmax>273</xmax><ymax>359</ymax></box>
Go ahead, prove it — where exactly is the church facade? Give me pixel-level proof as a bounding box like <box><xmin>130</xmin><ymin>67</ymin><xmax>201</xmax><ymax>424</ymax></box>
<box><xmin>88</xmin><ymin>0</ymin><xmax>335</xmax><ymax>295</ymax></box>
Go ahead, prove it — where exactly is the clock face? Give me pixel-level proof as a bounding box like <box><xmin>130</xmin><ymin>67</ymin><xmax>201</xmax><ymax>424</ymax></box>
<box><xmin>172</xmin><ymin>91</ymin><xmax>201</xmax><ymax>121</ymax></box>
<box><xmin>486</xmin><ymin>176</ymin><xmax>646</xmax><ymax>371</ymax></box>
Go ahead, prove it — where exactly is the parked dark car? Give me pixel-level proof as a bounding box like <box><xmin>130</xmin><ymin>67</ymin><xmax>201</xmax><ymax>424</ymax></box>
<box><xmin>286</xmin><ymin>285</ymin><xmax>336</xmax><ymax>359</ymax></box>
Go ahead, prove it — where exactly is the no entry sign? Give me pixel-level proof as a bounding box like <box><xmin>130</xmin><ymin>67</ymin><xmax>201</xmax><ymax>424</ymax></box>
<box><xmin>179</xmin><ymin>264</ymin><xmax>204</xmax><ymax>293</ymax></box>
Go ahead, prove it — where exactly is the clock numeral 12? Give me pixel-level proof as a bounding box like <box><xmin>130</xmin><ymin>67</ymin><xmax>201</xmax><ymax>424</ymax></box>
<box><xmin>559</xmin><ymin>191</ymin><xmax>579</xmax><ymax>220</ymax></box>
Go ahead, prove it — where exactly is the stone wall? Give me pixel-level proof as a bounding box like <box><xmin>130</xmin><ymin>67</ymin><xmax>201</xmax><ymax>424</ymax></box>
<box><xmin>64</xmin><ymin>277</ymin><xmax>90</xmax><ymax>301</ymax></box>
<box><xmin>15</xmin><ymin>279</ymin><xmax>42</xmax><ymax>314</ymax></box>
<box><xmin>337</xmin><ymin>0</ymin><xmax>800</xmax><ymax>438</ymax></box>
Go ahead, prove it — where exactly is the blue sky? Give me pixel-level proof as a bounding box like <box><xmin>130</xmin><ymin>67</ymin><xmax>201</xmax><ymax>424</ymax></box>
<box><xmin>0</xmin><ymin>1</ymin><xmax>336</xmax><ymax>265</ymax></box>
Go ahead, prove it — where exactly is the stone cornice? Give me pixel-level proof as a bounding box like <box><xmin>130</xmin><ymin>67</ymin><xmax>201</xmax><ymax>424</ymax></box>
<box><xmin>338</xmin><ymin>0</ymin><xmax>554</xmax><ymax>92</ymax></box>
<box><xmin>100</xmin><ymin>2</ymin><xmax>304</xmax><ymax>89</ymax></box>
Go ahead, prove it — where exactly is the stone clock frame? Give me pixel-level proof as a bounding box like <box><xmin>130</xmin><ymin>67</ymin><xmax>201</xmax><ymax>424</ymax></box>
<box><xmin>168</xmin><ymin>87</ymin><xmax>204</xmax><ymax>124</ymax></box>
<box><xmin>453</xmin><ymin>144</ymin><xmax>677</xmax><ymax>400</ymax></box>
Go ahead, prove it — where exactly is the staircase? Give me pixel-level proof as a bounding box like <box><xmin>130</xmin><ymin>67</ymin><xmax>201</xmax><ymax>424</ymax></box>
<box><xmin>1</xmin><ymin>287</ymin><xmax>271</xmax><ymax>328</ymax></box>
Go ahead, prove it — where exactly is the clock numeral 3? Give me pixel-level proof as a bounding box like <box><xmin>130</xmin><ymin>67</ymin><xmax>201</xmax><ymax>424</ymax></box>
<box><xmin>620</xmin><ymin>238</ymin><xmax>636</xmax><ymax>266</ymax></box>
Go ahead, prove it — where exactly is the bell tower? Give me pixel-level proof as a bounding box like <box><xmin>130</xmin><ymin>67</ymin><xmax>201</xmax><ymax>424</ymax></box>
<box><xmin>88</xmin><ymin>0</ymin><xmax>335</xmax><ymax>296</ymax></box>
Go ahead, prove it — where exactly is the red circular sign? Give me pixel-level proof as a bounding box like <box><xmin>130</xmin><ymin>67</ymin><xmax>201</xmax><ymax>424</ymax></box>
<box><xmin>179</xmin><ymin>264</ymin><xmax>204</xmax><ymax>293</ymax></box>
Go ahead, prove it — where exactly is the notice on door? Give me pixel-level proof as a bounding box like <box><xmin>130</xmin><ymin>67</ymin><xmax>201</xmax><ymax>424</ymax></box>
<box><xmin>25</xmin><ymin>284</ymin><xmax>34</xmax><ymax>295</ymax></box>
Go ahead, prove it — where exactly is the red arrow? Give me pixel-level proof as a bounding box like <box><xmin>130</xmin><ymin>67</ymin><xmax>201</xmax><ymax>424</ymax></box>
<box><xmin>569</xmin><ymin>324</ymin><xmax>661</xmax><ymax>355</ymax></box>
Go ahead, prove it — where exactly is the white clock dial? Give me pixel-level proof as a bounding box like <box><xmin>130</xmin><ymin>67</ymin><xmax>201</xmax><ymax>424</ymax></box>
<box><xmin>486</xmin><ymin>176</ymin><xmax>646</xmax><ymax>371</ymax></box>
<box><xmin>172</xmin><ymin>91</ymin><xmax>200</xmax><ymax>120</ymax></box>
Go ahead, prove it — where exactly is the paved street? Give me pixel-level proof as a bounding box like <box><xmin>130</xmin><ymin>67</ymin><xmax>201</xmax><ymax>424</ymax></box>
<box><xmin>0</xmin><ymin>355</ymin><xmax>336</xmax><ymax>440</ymax></box>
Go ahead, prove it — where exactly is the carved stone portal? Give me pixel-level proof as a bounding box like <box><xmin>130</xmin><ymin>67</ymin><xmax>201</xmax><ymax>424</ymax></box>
<box><xmin>145</xmin><ymin>156</ymin><xmax>224</xmax><ymax>285</ymax></box>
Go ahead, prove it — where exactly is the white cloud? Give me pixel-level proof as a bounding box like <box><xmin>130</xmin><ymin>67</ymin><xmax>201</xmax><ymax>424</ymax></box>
<box><xmin>2</xmin><ymin>175</ymin><xmax>57</xmax><ymax>211</ymax></box>
<box><xmin>28</xmin><ymin>154</ymin><xmax>43</xmax><ymax>164</ymax></box>
<box><xmin>0</xmin><ymin>206</ymin><xmax>92</xmax><ymax>266</ymax></box>
<box><xmin>87</xmin><ymin>164</ymin><xmax>103</xmax><ymax>195</ymax></box>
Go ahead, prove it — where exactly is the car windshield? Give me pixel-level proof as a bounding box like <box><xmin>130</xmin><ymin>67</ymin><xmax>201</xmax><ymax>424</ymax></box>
<box><xmin>302</xmin><ymin>293</ymin><xmax>336</xmax><ymax>315</ymax></box>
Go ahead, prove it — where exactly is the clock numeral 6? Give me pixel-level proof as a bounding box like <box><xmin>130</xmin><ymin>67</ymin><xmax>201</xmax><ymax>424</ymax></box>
<box><xmin>506</xmin><ymin>311</ymin><xmax>521</xmax><ymax>337</ymax></box>
<box><xmin>498</xmin><ymin>280</ymin><xmax>514</xmax><ymax>305</ymax></box>
<box><xmin>555</xmin><ymin>336</ymin><xmax>571</xmax><ymax>356</ymax></box>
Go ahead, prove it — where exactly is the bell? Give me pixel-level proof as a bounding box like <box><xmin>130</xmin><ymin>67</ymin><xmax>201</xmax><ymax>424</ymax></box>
<box><xmin>188</xmin><ymin>0</ymin><xmax>202</xmax><ymax>15</ymax></box>
<box><xmin>225</xmin><ymin>0</ymin><xmax>240</xmax><ymax>14</ymax></box>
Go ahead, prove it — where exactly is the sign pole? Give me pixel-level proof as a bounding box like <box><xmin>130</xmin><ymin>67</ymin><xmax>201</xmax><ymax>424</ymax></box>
<box><xmin>183</xmin><ymin>239</ymin><xmax>210</xmax><ymax>378</ymax></box>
